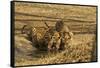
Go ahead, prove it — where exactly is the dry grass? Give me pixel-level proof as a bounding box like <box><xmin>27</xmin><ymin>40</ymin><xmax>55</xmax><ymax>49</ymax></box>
<box><xmin>15</xmin><ymin>34</ymin><xmax>96</xmax><ymax>66</ymax></box>
<box><xmin>13</xmin><ymin>2</ymin><xmax>97</xmax><ymax>66</ymax></box>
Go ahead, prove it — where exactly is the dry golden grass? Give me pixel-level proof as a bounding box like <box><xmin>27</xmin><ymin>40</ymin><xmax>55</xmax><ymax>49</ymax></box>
<box><xmin>14</xmin><ymin>2</ymin><xmax>97</xmax><ymax>66</ymax></box>
<box><xmin>15</xmin><ymin>34</ymin><xmax>96</xmax><ymax>66</ymax></box>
